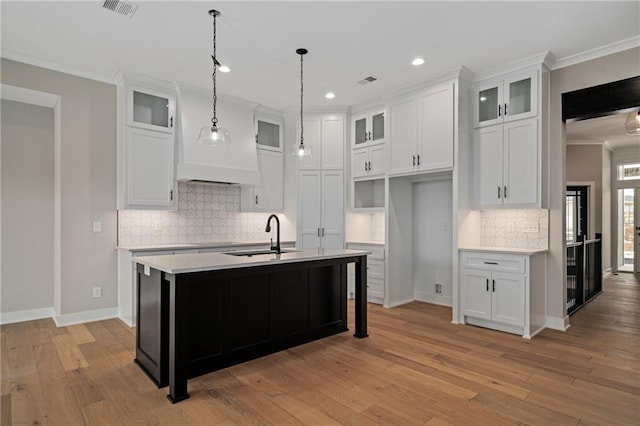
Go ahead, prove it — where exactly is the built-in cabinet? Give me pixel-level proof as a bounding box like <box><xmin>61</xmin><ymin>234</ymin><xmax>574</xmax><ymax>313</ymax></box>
<box><xmin>347</xmin><ymin>243</ymin><xmax>385</xmax><ymax>304</ymax></box>
<box><xmin>241</xmin><ymin>113</ymin><xmax>284</xmax><ymax>212</ymax></box>
<box><xmin>473</xmin><ymin>68</ymin><xmax>537</xmax><ymax>128</ymax></box>
<box><xmin>117</xmin><ymin>75</ymin><xmax>177</xmax><ymax>210</ymax></box>
<box><xmin>475</xmin><ymin>117</ymin><xmax>538</xmax><ymax>206</ymax></box>
<box><xmin>298</xmin><ymin>171</ymin><xmax>344</xmax><ymax>249</ymax></box>
<box><xmin>352</xmin><ymin>144</ymin><xmax>386</xmax><ymax>178</ymax></box>
<box><xmin>472</xmin><ymin>63</ymin><xmax>547</xmax><ymax>208</ymax></box>
<box><xmin>387</xmin><ymin>83</ymin><xmax>454</xmax><ymax>174</ymax></box>
<box><xmin>352</xmin><ymin>109</ymin><xmax>385</xmax><ymax>148</ymax></box>
<box><xmin>298</xmin><ymin>114</ymin><xmax>344</xmax><ymax>170</ymax></box>
<box><xmin>459</xmin><ymin>250</ymin><xmax>546</xmax><ymax>338</ymax></box>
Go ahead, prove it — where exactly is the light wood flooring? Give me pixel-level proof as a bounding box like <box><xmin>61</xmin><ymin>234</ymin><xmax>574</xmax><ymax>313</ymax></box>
<box><xmin>2</xmin><ymin>275</ymin><xmax>639</xmax><ymax>425</ymax></box>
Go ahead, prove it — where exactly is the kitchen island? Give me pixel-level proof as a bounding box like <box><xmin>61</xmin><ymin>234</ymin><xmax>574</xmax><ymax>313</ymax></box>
<box><xmin>133</xmin><ymin>248</ymin><xmax>369</xmax><ymax>403</ymax></box>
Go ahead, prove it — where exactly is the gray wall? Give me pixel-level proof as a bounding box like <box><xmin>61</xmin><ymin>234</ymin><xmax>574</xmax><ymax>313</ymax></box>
<box><xmin>1</xmin><ymin>100</ymin><xmax>54</xmax><ymax>312</ymax></box>
<box><xmin>548</xmin><ymin>47</ymin><xmax>640</xmax><ymax>324</ymax></box>
<box><xmin>1</xmin><ymin>59</ymin><xmax>118</xmax><ymax>316</ymax></box>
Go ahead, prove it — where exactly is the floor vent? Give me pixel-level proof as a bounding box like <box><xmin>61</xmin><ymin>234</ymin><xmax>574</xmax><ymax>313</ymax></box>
<box><xmin>357</xmin><ymin>76</ymin><xmax>379</xmax><ymax>85</ymax></box>
<box><xmin>102</xmin><ymin>0</ymin><xmax>138</xmax><ymax>18</ymax></box>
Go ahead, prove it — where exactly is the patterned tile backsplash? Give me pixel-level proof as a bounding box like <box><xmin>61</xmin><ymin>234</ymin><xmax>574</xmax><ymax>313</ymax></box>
<box><xmin>481</xmin><ymin>209</ymin><xmax>549</xmax><ymax>249</ymax></box>
<box><xmin>118</xmin><ymin>182</ymin><xmax>287</xmax><ymax>247</ymax></box>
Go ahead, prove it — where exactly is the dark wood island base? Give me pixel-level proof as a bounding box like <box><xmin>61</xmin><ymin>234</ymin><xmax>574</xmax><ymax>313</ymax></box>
<box><xmin>135</xmin><ymin>253</ymin><xmax>368</xmax><ymax>403</ymax></box>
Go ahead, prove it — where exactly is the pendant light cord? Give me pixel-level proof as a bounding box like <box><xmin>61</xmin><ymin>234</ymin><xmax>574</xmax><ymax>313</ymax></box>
<box><xmin>299</xmin><ymin>52</ymin><xmax>304</xmax><ymax>146</ymax></box>
<box><xmin>211</xmin><ymin>12</ymin><xmax>218</xmax><ymax>127</ymax></box>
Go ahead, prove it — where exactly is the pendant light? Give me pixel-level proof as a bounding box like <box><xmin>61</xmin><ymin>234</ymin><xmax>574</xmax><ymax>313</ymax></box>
<box><xmin>623</xmin><ymin>111</ymin><xmax>640</xmax><ymax>136</ymax></box>
<box><xmin>290</xmin><ymin>48</ymin><xmax>312</xmax><ymax>157</ymax></box>
<box><xmin>198</xmin><ymin>9</ymin><xmax>230</xmax><ymax>145</ymax></box>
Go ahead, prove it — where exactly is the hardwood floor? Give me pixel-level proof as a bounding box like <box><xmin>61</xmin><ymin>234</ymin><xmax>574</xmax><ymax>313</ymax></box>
<box><xmin>2</xmin><ymin>275</ymin><xmax>639</xmax><ymax>425</ymax></box>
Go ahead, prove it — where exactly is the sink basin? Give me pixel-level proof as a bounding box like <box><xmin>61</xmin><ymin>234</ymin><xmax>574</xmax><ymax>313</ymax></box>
<box><xmin>222</xmin><ymin>248</ymin><xmax>298</xmax><ymax>257</ymax></box>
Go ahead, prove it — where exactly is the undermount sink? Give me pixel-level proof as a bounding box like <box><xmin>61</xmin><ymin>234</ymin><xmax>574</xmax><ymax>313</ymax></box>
<box><xmin>222</xmin><ymin>248</ymin><xmax>298</xmax><ymax>257</ymax></box>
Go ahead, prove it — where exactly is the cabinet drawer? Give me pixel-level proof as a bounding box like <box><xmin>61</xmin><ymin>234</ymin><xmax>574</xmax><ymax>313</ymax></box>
<box><xmin>368</xmin><ymin>259</ymin><xmax>384</xmax><ymax>280</ymax></box>
<box><xmin>368</xmin><ymin>278</ymin><xmax>384</xmax><ymax>299</ymax></box>
<box><xmin>462</xmin><ymin>253</ymin><xmax>525</xmax><ymax>274</ymax></box>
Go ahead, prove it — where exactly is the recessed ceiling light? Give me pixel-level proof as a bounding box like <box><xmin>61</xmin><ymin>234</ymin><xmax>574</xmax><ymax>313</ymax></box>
<box><xmin>325</xmin><ymin>92</ymin><xmax>336</xmax><ymax>99</ymax></box>
<box><xmin>219</xmin><ymin>65</ymin><xmax>231</xmax><ymax>73</ymax></box>
<box><xmin>412</xmin><ymin>57</ymin><xmax>425</xmax><ymax>66</ymax></box>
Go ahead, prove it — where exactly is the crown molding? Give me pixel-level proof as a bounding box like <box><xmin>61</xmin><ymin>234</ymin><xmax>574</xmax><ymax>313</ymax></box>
<box><xmin>473</xmin><ymin>52</ymin><xmax>553</xmax><ymax>83</ymax></box>
<box><xmin>1</xmin><ymin>49</ymin><xmax>115</xmax><ymax>85</ymax></box>
<box><xmin>382</xmin><ymin>66</ymin><xmax>469</xmax><ymax>101</ymax></box>
<box><xmin>552</xmin><ymin>36</ymin><xmax>640</xmax><ymax>70</ymax></box>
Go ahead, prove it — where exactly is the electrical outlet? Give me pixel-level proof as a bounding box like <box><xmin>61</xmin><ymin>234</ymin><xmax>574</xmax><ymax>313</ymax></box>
<box><xmin>92</xmin><ymin>286</ymin><xmax>102</xmax><ymax>298</ymax></box>
<box><xmin>92</xmin><ymin>221</ymin><xmax>102</xmax><ymax>233</ymax></box>
<box><xmin>523</xmin><ymin>222</ymin><xmax>540</xmax><ymax>233</ymax></box>
<box><xmin>435</xmin><ymin>283</ymin><xmax>443</xmax><ymax>295</ymax></box>
<box><xmin>506</xmin><ymin>223</ymin><xmax>516</xmax><ymax>233</ymax></box>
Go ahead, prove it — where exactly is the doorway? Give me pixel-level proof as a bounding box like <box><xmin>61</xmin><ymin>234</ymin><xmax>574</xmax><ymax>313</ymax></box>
<box><xmin>566</xmin><ymin>185</ymin><xmax>589</xmax><ymax>243</ymax></box>
<box><xmin>618</xmin><ymin>187</ymin><xmax>640</xmax><ymax>273</ymax></box>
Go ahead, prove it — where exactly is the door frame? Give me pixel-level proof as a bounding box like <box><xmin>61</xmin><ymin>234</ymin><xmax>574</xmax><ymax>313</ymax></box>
<box><xmin>566</xmin><ymin>181</ymin><xmax>596</xmax><ymax>242</ymax></box>
<box><xmin>0</xmin><ymin>84</ymin><xmax>62</xmax><ymax>321</ymax></box>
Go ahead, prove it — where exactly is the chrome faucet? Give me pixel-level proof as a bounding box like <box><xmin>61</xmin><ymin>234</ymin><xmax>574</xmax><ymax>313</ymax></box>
<box><xmin>265</xmin><ymin>214</ymin><xmax>281</xmax><ymax>254</ymax></box>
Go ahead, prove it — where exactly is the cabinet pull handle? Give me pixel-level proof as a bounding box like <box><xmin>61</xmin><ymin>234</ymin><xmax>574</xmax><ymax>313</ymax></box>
<box><xmin>170</xmin><ymin>189</ymin><xmax>173</xmax><ymax>201</ymax></box>
<box><xmin>255</xmin><ymin>195</ymin><xmax>259</xmax><ymax>204</ymax></box>
<box><xmin>498</xmin><ymin>186</ymin><xmax>501</xmax><ymax>199</ymax></box>
<box><xmin>492</xmin><ymin>279</ymin><xmax>496</xmax><ymax>292</ymax></box>
<box><xmin>322</xmin><ymin>228</ymin><xmax>325</xmax><ymax>237</ymax></box>
<box><xmin>364</xmin><ymin>131</ymin><xmax>369</xmax><ymax>141</ymax></box>
<box><xmin>368</xmin><ymin>131</ymin><xmax>372</xmax><ymax>140</ymax></box>
<box><xmin>255</xmin><ymin>134</ymin><xmax>259</xmax><ymax>143</ymax></box>
<box><xmin>498</xmin><ymin>105</ymin><xmax>502</xmax><ymax>117</ymax></box>
<box><xmin>413</xmin><ymin>155</ymin><xmax>416</xmax><ymax>166</ymax></box>
<box><xmin>417</xmin><ymin>154</ymin><xmax>421</xmax><ymax>166</ymax></box>
<box><xmin>364</xmin><ymin>161</ymin><xmax>368</xmax><ymax>171</ymax></box>
<box><xmin>368</xmin><ymin>161</ymin><xmax>372</xmax><ymax>170</ymax></box>
<box><xmin>503</xmin><ymin>186</ymin><xmax>508</xmax><ymax>198</ymax></box>
<box><xmin>317</xmin><ymin>228</ymin><xmax>321</xmax><ymax>237</ymax></box>
<box><xmin>486</xmin><ymin>278</ymin><xmax>489</xmax><ymax>291</ymax></box>
<box><xmin>170</xmin><ymin>116</ymin><xmax>173</xmax><ymax>128</ymax></box>
<box><xmin>484</xmin><ymin>261</ymin><xmax>498</xmax><ymax>265</ymax></box>
<box><xmin>504</xmin><ymin>103</ymin><xmax>508</xmax><ymax>116</ymax></box>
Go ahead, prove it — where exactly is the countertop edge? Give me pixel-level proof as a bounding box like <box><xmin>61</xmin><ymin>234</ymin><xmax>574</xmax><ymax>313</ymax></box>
<box><xmin>458</xmin><ymin>246</ymin><xmax>549</xmax><ymax>255</ymax></box>
<box><xmin>118</xmin><ymin>240</ymin><xmax>296</xmax><ymax>252</ymax></box>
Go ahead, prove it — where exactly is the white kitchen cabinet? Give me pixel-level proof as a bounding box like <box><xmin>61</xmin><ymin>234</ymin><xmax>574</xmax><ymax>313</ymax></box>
<box><xmin>298</xmin><ymin>170</ymin><xmax>344</xmax><ymax>249</ymax></box>
<box><xmin>475</xmin><ymin>117</ymin><xmax>538</xmax><ymax>207</ymax></box>
<box><xmin>352</xmin><ymin>178</ymin><xmax>385</xmax><ymax>211</ymax></box>
<box><xmin>240</xmin><ymin>149</ymin><xmax>283</xmax><ymax>212</ymax></box>
<box><xmin>459</xmin><ymin>250</ymin><xmax>547</xmax><ymax>338</ymax></box>
<box><xmin>127</xmin><ymin>85</ymin><xmax>175</xmax><ymax>133</ymax></box>
<box><xmin>255</xmin><ymin>113</ymin><xmax>283</xmax><ymax>152</ymax></box>
<box><xmin>347</xmin><ymin>243</ymin><xmax>385</xmax><ymax>304</ymax></box>
<box><xmin>352</xmin><ymin>108</ymin><xmax>385</xmax><ymax>149</ymax></box>
<box><xmin>388</xmin><ymin>83</ymin><xmax>454</xmax><ymax>174</ymax></box>
<box><xmin>125</xmin><ymin>127</ymin><xmax>176</xmax><ymax>208</ymax></box>
<box><xmin>352</xmin><ymin>144</ymin><xmax>386</xmax><ymax>178</ymax></box>
<box><xmin>474</xmin><ymin>68</ymin><xmax>537</xmax><ymax>128</ymax></box>
<box><xmin>298</xmin><ymin>114</ymin><xmax>345</xmax><ymax>170</ymax></box>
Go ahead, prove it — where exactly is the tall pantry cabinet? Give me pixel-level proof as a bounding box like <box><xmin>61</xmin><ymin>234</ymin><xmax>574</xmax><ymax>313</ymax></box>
<box><xmin>297</xmin><ymin>113</ymin><xmax>346</xmax><ymax>249</ymax></box>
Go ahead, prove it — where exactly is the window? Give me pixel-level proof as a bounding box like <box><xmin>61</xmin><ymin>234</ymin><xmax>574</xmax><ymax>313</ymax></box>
<box><xmin>617</xmin><ymin>163</ymin><xmax>640</xmax><ymax>181</ymax></box>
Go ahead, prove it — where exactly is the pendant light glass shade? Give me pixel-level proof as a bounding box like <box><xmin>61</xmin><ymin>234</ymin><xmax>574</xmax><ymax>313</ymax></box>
<box><xmin>623</xmin><ymin>111</ymin><xmax>640</xmax><ymax>136</ymax></box>
<box><xmin>198</xmin><ymin>9</ymin><xmax>230</xmax><ymax>145</ymax></box>
<box><xmin>290</xmin><ymin>48</ymin><xmax>312</xmax><ymax>158</ymax></box>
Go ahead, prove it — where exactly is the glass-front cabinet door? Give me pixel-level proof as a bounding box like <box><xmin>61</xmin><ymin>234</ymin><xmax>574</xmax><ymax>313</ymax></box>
<box><xmin>503</xmin><ymin>69</ymin><xmax>537</xmax><ymax>123</ymax></box>
<box><xmin>353</xmin><ymin>114</ymin><xmax>368</xmax><ymax>147</ymax></box>
<box><xmin>474</xmin><ymin>79</ymin><xmax>503</xmax><ymax>128</ymax></box>
<box><xmin>127</xmin><ymin>86</ymin><xmax>175</xmax><ymax>133</ymax></box>
<box><xmin>255</xmin><ymin>113</ymin><xmax>283</xmax><ymax>152</ymax></box>
<box><xmin>370</xmin><ymin>111</ymin><xmax>385</xmax><ymax>144</ymax></box>
<box><xmin>352</xmin><ymin>109</ymin><xmax>385</xmax><ymax>148</ymax></box>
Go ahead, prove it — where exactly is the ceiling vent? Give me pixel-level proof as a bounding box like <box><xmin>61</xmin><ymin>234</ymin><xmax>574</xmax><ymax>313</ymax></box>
<box><xmin>357</xmin><ymin>76</ymin><xmax>379</xmax><ymax>85</ymax></box>
<box><xmin>102</xmin><ymin>0</ymin><xmax>138</xmax><ymax>18</ymax></box>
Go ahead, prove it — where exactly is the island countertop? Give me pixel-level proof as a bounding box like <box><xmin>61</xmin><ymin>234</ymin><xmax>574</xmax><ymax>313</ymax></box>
<box><xmin>134</xmin><ymin>248</ymin><xmax>371</xmax><ymax>274</ymax></box>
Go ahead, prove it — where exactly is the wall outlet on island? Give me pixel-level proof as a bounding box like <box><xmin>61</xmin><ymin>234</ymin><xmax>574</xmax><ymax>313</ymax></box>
<box><xmin>92</xmin><ymin>286</ymin><xmax>102</xmax><ymax>298</ymax></box>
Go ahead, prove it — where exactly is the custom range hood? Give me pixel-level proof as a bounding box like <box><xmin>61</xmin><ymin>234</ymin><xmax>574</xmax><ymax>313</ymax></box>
<box><xmin>175</xmin><ymin>82</ymin><xmax>259</xmax><ymax>185</ymax></box>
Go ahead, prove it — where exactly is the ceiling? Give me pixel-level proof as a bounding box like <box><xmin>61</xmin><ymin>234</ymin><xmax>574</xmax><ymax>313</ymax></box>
<box><xmin>1</xmin><ymin>1</ymin><xmax>639</xmax><ymax>112</ymax></box>
<box><xmin>566</xmin><ymin>111</ymin><xmax>640</xmax><ymax>150</ymax></box>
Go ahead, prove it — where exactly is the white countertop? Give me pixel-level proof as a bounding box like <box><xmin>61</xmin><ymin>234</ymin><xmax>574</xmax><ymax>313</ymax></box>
<box><xmin>346</xmin><ymin>241</ymin><xmax>385</xmax><ymax>246</ymax></box>
<box><xmin>119</xmin><ymin>240</ymin><xmax>295</xmax><ymax>252</ymax></box>
<box><xmin>134</xmin><ymin>248</ymin><xmax>371</xmax><ymax>274</ymax></box>
<box><xmin>459</xmin><ymin>246</ymin><xmax>549</xmax><ymax>255</ymax></box>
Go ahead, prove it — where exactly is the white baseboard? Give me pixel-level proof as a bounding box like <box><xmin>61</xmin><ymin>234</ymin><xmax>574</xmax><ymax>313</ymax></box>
<box><xmin>0</xmin><ymin>307</ymin><xmax>56</xmax><ymax>325</ymax></box>
<box><xmin>53</xmin><ymin>307</ymin><xmax>119</xmax><ymax>328</ymax></box>
<box><xmin>117</xmin><ymin>314</ymin><xmax>136</xmax><ymax>328</ymax></box>
<box><xmin>414</xmin><ymin>291</ymin><xmax>453</xmax><ymax>307</ymax></box>
<box><xmin>384</xmin><ymin>298</ymin><xmax>415</xmax><ymax>308</ymax></box>
<box><xmin>546</xmin><ymin>315</ymin><xmax>570</xmax><ymax>331</ymax></box>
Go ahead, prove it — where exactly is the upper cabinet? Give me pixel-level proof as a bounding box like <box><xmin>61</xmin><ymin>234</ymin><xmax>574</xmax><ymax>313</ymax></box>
<box><xmin>298</xmin><ymin>113</ymin><xmax>345</xmax><ymax>170</ymax></box>
<box><xmin>127</xmin><ymin>86</ymin><xmax>175</xmax><ymax>133</ymax></box>
<box><xmin>241</xmin><ymin>149</ymin><xmax>283</xmax><ymax>212</ymax></box>
<box><xmin>254</xmin><ymin>113</ymin><xmax>283</xmax><ymax>152</ymax></box>
<box><xmin>473</xmin><ymin>68</ymin><xmax>537</xmax><ymax>128</ymax></box>
<box><xmin>388</xmin><ymin>82</ymin><xmax>454</xmax><ymax>175</ymax></box>
<box><xmin>352</xmin><ymin>109</ymin><xmax>385</xmax><ymax>149</ymax></box>
<box><xmin>117</xmin><ymin>75</ymin><xmax>177</xmax><ymax>210</ymax></box>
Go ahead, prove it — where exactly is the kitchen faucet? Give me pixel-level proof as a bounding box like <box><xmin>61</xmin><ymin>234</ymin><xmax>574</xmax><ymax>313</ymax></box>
<box><xmin>265</xmin><ymin>214</ymin><xmax>281</xmax><ymax>254</ymax></box>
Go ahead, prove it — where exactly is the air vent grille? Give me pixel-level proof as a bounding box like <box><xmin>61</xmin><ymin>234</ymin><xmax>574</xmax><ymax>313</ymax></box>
<box><xmin>357</xmin><ymin>76</ymin><xmax>379</xmax><ymax>85</ymax></box>
<box><xmin>102</xmin><ymin>0</ymin><xmax>138</xmax><ymax>18</ymax></box>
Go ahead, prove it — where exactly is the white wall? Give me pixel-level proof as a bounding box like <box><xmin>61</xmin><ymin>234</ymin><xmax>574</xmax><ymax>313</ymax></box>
<box><xmin>413</xmin><ymin>179</ymin><xmax>453</xmax><ymax>306</ymax></box>
<box><xmin>1</xmin><ymin>100</ymin><xmax>54</xmax><ymax>313</ymax></box>
<box><xmin>1</xmin><ymin>58</ymin><xmax>118</xmax><ymax>318</ymax></box>
<box><xmin>611</xmin><ymin>145</ymin><xmax>640</xmax><ymax>271</ymax></box>
<box><xmin>548</xmin><ymin>47</ymin><xmax>640</xmax><ymax>327</ymax></box>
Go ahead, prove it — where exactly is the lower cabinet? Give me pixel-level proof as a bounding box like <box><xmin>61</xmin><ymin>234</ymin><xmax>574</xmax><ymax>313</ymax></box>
<box><xmin>459</xmin><ymin>250</ymin><xmax>546</xmax><ymax>338</ymax></box>
<box><xmin>347</xmin><ymin>242</ymin><xmax>385</xmax><ymax>304</ymax></box>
